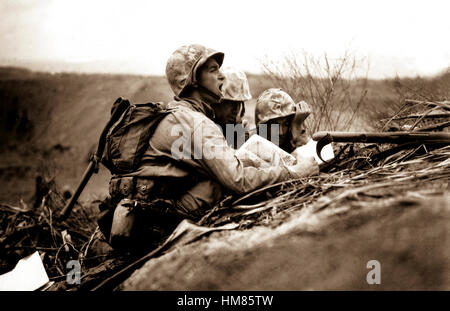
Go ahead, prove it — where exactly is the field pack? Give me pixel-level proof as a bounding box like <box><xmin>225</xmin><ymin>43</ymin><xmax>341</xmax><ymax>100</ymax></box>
<box><xmin>101</xmin><ymin>97</ymin><xmax>173</xmax><ymax>175</ymax></box>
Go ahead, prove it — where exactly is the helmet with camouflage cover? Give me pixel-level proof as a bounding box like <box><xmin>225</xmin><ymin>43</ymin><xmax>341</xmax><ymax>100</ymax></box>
<box><xmin>165</xmin><ymin>44</ymin><xmax>224</xmax><ymax>97</ymax></box>
<box><xmin>221</xmin><ymin>67</ymin><xmax>252</xmax><ymax>102</ymax></box>
<box><xmin>255</xmin><ymin>88</ymin><xmax>311</xmax><ymax>127</ymax></box>
<box><xmin>255</xmin><ymin>88</ymin><xmax>295</xmax><ymax>127</ymax></box>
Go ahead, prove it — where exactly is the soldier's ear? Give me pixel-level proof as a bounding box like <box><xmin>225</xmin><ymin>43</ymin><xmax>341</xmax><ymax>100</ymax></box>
<box><xmin>176</xmin><ymin>77</ymin><xmax>186</xmax><ymax>92</ymax></box>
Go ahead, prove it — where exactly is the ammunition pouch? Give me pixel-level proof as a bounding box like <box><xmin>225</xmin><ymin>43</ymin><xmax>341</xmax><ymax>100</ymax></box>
<box><xmin>99</xmin><ymin>175</ymin><xmax>196</xmax><ymax>252</ymax></box>
<box><xmin>108</xmin><ymin>175</ymin><xmax>195</xmax><ymax>203</ymax></box>
<box><xmin>109</xmin><ymin>176</ymin><xmax>156</xmax><ymax>202</ymax></box>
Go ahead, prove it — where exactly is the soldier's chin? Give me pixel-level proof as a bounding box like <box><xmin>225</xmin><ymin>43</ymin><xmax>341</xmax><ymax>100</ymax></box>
<box><xmin>203</xmin><ymin>85</ymin><xmax>222</xmax><ymax>97</ymax></box>
<box><xmin>290</xmin><ymin>138</ymin><xmax>308</xmax><ymax>148</ymax></box>
<box><xmin>226</xmin><ymin>118</ymin><xmax>237</xmax><ymax>124</ymax></box>
<box><xmin>210</xmin><ymin>89</ymin><xmax>222</xmax><ymax>98</ymax></box>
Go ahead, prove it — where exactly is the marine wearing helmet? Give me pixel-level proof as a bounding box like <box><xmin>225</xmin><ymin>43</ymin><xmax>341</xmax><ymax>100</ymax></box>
<box><xmin>255</xmin><ymin>88</ymin><xmax>311</xmax><ymax>153</ymax></box>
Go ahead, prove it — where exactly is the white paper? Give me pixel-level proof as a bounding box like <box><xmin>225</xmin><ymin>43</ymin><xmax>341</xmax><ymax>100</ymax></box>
<box><xmin>0</xmin><ymin>251</ymin><xmax>50</xmax><ymax>291</ymax></box>
<box><xmin>236</xmin><ymin>134</ymin><xmax>297</xmax><ymax>167</ymax></box>
<box><xmin>292</xmin><ymin>139</ymin><xmax>334</xmax><ymax>164</ymax></box>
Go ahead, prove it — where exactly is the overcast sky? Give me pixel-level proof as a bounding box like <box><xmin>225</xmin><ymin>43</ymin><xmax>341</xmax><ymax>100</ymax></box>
<box><xmin>1</xmin><ymin>0</ymin><xmax>449</xmax><ymax>78</ymax></box>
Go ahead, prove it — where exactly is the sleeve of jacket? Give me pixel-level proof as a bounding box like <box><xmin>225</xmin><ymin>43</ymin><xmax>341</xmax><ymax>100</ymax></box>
<box><xmin>190</xmin><ymin>115</ymin><xmax>302</xmax><ymax>195</ymax></box>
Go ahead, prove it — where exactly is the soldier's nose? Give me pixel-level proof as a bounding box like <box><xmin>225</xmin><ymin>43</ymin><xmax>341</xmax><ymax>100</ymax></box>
<box><xmin>218</xmin><ymin>70</ymin><xmax>225</xmax><ymax>81</ymax></box>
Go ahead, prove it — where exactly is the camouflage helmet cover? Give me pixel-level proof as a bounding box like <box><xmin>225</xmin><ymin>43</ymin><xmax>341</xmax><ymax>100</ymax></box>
<box><xmin>165</xmin><ymin>44</ymin><xmax>224</xmax><ymax>97</ymax></box>
<box><xmin>220</xmin><ymin>67</ymin><xmax>252</xmax><ymax>102</ymax></box>
<box><xmin>255</xmin><ymin>88</ymin><xmax>298</xmax><ymax>127</ymax></box>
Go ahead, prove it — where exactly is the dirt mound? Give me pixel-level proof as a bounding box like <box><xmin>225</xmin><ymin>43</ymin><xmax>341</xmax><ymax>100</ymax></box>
<box><xmin>121</xmin><ymin>193</ymin><xmax>450</xmax><ymax>290</ymax></box>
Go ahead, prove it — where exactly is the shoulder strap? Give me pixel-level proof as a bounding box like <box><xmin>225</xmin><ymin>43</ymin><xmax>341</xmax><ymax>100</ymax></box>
<box><xmin>94</xmin><ymin>97</ymin><xmax>130</xmax><ymax>169</ymax></box>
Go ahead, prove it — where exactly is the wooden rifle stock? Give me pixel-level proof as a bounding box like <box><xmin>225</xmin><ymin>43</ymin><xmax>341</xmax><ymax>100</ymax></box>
<box><xmin>59</xmin><ymin>160</ymin><xmax>97</xmax><ymax>220</ymax></box>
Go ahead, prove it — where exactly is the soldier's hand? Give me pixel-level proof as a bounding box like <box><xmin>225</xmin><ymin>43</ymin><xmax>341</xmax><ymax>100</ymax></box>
<box><xmin>290</xmin><ymin>155</ymin><xmax>319</xmax><ymax>177</ymax></box>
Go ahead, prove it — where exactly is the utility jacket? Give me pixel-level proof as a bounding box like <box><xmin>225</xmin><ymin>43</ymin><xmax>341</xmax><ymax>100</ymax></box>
<box><xmin>122</xmin><ymin>96</ymin><xmax>302</xmax><ymax>217</ymax></box>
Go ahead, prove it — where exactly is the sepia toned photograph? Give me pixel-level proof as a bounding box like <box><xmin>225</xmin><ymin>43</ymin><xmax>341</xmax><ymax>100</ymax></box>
<box><xmin>0</xmin><ymin>0</ymin><xmax>449</xmax><ymax>296</ymax></box>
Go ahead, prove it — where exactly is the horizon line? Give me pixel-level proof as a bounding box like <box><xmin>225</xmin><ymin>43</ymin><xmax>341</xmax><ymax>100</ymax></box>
<box><xmin>0</xmin><ymin>59</ymin><xmax>448</xmax><ymax>81</ymax></box>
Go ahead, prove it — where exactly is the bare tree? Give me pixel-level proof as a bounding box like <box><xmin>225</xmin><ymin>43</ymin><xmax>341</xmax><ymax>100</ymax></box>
<box><xmin>262</xmin><ymin>50</ymin><xmax>369</xmax><ymax>133</ymax></box>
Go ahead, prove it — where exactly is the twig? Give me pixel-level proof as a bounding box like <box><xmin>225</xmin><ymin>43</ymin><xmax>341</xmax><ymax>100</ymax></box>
<box><xmin>390</xmin><ymin>112</ymin><xmax>450</xmax><ymax>120</ymax></box>
<box><xmin>417</xmin><ymin>120</ymin><xmax>450</xmax><ymax>132</ymax></box>
<box><xmin>79</xmin><ymin>226</ymin><xmax>100</xmax><ymax>266</ymax></box>
<box><xmin>404</xmin><ymin>99</ymin><xmax>450</xmax><ymax>111</ymax></box>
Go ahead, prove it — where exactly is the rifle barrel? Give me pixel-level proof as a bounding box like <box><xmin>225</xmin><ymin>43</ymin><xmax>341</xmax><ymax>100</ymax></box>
<box><xmin>405</xmin><ymin>99</ymin><xmax>450</xmax><ymax>110</ymax></box>
<box><xmin>391</xmin><ymin>113</ymin><xmax>450</xmax><ymax>120</ymax></box>
<box><xmin>312</xmin><ymin>131</ymin><xmax>450</xmax><ymax>144</ymax></box>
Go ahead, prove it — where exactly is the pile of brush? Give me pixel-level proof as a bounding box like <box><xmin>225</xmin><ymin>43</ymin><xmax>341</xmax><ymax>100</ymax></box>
<box><xmin>382</xmin><ymin>99</ymin><xmax>450</xmax><ymax>132</ymax></box>
<box><xmin>0</xmin><ymin>179</ymin><xmax>99</xmax><ymax>283</ymax></box>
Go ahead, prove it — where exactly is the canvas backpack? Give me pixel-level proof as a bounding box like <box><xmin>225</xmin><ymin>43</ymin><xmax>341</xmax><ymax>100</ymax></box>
<box><xmin>101</xmin><ymin>97</ymin><xmax>173</xmax><ymax>175</ymax></box>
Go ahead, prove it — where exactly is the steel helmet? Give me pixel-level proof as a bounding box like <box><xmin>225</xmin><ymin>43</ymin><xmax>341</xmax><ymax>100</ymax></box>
<box><xmin>255</xmin><ymin>88</ymin><xmax>296</xmax><ymax>127</ymax></box>
<box><xmin>221</xmin><ymin>67</ymin><xmax>252</xmax><ymax>102</ymax></box>
<box><xmin>165</xmin><ymin>44</ymin><xmax>224</xmax><ymax>97</ymax></box>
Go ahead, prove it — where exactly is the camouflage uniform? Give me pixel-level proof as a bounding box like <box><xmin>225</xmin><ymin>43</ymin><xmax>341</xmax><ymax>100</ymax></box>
<box><xmin>126</xmin><ymin>97</ymin><xmax>299</xmax><ymax>217</ymax></box>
